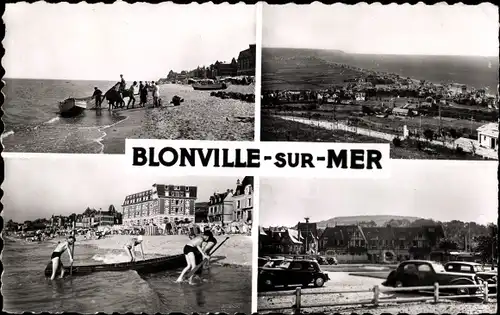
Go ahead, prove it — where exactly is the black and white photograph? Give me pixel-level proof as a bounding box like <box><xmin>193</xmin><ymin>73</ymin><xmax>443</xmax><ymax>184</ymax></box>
<box><xmin>2</xmin><ymin>2</ymin><xmax>256</xmax><ymax>154</ymax></box>
<box><xmin>2</xmin><ymin>155</ymin><xmax>253</xmax><ymax>313</ymax></box>
<box><xmin>257</xmin><ymin>161</ymin><xmax>498</xmax><ymax>314</ymax></box>
<box><xmin>260</xmin><ymin>3</ymin><xmax>498</xmax><ymax>160</ymax></box>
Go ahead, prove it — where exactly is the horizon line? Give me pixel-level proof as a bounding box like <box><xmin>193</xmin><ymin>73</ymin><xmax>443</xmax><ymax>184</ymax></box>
<box><xmin>262</xmin><ymin>46</ymin><xmax>499</xmax><ymax>58</ymax></box>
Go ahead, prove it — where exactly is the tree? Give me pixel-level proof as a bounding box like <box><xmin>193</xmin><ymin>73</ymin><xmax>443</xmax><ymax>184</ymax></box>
<box><xmin>438</xmin><ymin>238</ymin><xmax>459</xmax><ymax>252</ymax></box>
<box><xmin>474</xmin><ymin>224</ymin><xmax>498</xmax><ymax>266</ymax></box>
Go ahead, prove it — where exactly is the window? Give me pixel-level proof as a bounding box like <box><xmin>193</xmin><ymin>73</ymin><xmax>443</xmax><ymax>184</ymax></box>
<box><xmin>418</xmin><ymin>264</ymin><xmax>432</xmax><ymax>273</ymax></box>
<box><xmin>237</xmin><ymin>200</ymin><xmax>241</xmax><ymax>209</ymax></box>
<box><xmin>186</xmin><ymin>187</ymin><xmax>189</xmax><ymax>191</ymax></box>
<box><xmin>403</xmin><ymin>264</ymin><xmax>417</xmax><ymax>272</ymax></box>
<box><xmin>460</xmin><ymin>265</ymin><xmax>473</xmax><ymax>273</ymax></box>
<box><xmin>290</xmin><ymin>262</ymin><xmax>302</xmax><ymax>270</ymax></box>
<box><xmin>248</xmin><ymin>198</ymin><xmax>252</xmax><ymax>207</ymax></box>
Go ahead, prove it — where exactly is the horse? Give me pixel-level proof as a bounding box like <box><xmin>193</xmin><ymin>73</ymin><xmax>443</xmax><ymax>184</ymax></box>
<box><xmin>104</xmin><ymin>84</ymin><xmax>125</xmax><ymax>110</ymax></box>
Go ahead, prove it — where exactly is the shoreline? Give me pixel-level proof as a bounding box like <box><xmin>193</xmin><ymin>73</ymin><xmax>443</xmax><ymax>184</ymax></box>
<box><xmin>81</xmin><ymin>234</ymin><xmax>252</xmax><ymax>267</ymax></box>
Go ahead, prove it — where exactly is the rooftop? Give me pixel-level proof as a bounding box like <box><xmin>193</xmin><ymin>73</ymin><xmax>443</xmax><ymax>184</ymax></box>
<box><xmin>477</xmin><ymin>122</ymin><xmax>499</xmax><ymax>138</ymax></box>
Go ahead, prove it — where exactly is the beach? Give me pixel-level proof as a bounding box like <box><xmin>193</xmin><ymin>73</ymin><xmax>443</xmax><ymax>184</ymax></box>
<box><xmin>83</xmin><ymin>234</ymin><xmax>253</xmax><ymax>266</ymax></box>
<box><xmin>2</xmin><ymin>79</ymin><xmax>255</xmax><ymax>154</ymax></box>
<box><xmin>101</xmin><ymin>83</ymin><xmax>255</xmax><ymax>153</ymax></box>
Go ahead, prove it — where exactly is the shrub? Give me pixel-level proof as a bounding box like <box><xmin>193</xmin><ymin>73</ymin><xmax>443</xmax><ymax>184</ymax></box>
<box><xmin>392</xmin><ymin>137</ymin><xmax>402</xmax><ymax>147</ymax></box>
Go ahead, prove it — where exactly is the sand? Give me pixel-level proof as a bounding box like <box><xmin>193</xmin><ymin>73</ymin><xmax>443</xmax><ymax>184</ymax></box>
<box><xmin>101</xmin><ymin>83</ymin><xmax>255</xmax><ymax>153</ymax></box>
<box><xmin>83</xmin><ymin>234</ymin><xmax>253</xmax><ymax>266</ymax></box>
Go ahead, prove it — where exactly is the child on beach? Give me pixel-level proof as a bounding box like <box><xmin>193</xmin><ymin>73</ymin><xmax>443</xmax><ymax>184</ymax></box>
<box><xmin>49</xmin><ymin>236</ymin><xmax>75</xmax><ymax>280</ymax></box>
<box><xmin>124</xmin><ymin>229</ymin><xmax>145</xmax><ymax>262</ymax></box>
<box><xmin>176</xmin><ymin>231</ymin><xmax>211</xmax><ymax>284</ymax></box>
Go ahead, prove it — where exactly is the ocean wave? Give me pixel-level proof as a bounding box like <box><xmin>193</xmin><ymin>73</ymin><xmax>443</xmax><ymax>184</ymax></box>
<box><xmin>43</xmin><ymin>116</ymin><xmax>60</xmax><ymax>124</ymax></box>
<box><xmin>1</xmin><ymin>130</ymin><xmax>15</xmax><ymax>140</ymax></box>
<box><xmin>92</xmin><ymin>253</ymin><xmax>132</xmax><ymax>264</ymax></box>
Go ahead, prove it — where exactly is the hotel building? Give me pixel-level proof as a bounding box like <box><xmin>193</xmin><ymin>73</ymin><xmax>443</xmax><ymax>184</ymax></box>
<box><xmin>122</xmin><ymin>184</ymin><xmax>198</xmax><ymax>227</ymax></box>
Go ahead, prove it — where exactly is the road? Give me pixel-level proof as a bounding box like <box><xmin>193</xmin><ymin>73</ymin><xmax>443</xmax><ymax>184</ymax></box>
<box><xmin>258</xmin><ymin>272</ymin><xmax>497</xmax><ymax>314</ymax></box>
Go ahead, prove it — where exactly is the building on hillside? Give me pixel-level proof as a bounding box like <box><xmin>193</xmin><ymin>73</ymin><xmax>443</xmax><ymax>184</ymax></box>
<box><xmin>477</xmin><ymin>122</ymin><xmax>498</xmax><ymax>151</ymax></box>
<box><xmin>355</xmin><ymin>92</ymin><xmax>366</xmax><ymax>102</ymax></box>
<box><xmin>392</xmin><ymin>107</ymin><xmax>410</xmax><ymax>116</ymax></box>
<box><xmin>207</xmin><ymin>190</ymin><xmax>234</xmax><ymax>226</ymax></box>
<box><xmin>237</xmin><ymin>44</ymin><xmax>256</xmax><ymax>76</ymax></box>
<box><xmin>195</xmin><ymin>202</ymin><xmax>209</xmax><ymax>223</ymax></box>
<box><xmin>122</xmin><ymin>184</ymin><xmax>197</xmax><ymax>227</ymax></box>
<box><xmin>231</xmin><ymin>176</ymin><xmax>253</xmax><ymax>223</ymax></box>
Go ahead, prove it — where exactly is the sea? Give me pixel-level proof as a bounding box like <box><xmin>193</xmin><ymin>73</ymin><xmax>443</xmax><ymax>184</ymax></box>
<box><xmin>2</xmin><ymin>78</ymin><xmax>126</xmax><ymax>154</ymax></box>
<box><xmin>1</xmin><ymin>237</ymin><xmax>252</xmax><ymax>314</ymax></box>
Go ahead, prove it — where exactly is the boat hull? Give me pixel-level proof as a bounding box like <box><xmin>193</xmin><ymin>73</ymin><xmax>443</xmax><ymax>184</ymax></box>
<box><xmin>192</xmin><ymin>83</ymin><xmax>228</xmax><ymax>91</ymax></box>
<box><xmin>44</xmin><ymin>254</ymin><xmax>185</xmax><ymax>278</ymax></box>
<box><xmin>59</xmin><ymin>98</ymin><xmax>87</xmax><ymax>117</ymax></box>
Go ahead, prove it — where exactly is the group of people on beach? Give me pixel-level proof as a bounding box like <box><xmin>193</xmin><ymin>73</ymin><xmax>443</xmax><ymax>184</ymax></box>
<box><xmin>89</xmin><ymin>74</ymin><xmax>162</xmax><ymax>110</ymax></box>
<box><xmin>48</xmin><ymin>227</ymin><xmax>217</xmax><ymax>285</ymax></box>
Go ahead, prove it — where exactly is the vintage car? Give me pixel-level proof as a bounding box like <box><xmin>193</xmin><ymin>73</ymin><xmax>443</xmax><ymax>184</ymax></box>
<box><xmin>316</xmin><ymin>256</ymin><xmax>338</xmax><ymax>265</ymax></box>
<box><xmin>258</xmin><ymin>257</ymin><xmax>269</xmax><ymax>267</ymax></box>
<box><xmin>444</xmin><ymin>261</ymin><xmax>497</xmax><ymax>293</ymax></box>
<box><xmin>382</xmin><ymin>260</ymin><xmax>484</xmax><ymax>295</ymax></box>
<box><xmin>258</xmin><ymin>259</ymin><xmax>330</xmax><ymax>290</ymax></box>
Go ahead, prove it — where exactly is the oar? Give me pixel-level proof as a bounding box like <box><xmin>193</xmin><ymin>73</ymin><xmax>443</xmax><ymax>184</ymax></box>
<box><xmin>187</xmin><ymin>236</ymin><xmax>230</xmax><ymax>278</ymax></box>
<box><xmin>70</xmin><ymin>221</ymin><xmax>75</xmax><ymax>276</ymax></box>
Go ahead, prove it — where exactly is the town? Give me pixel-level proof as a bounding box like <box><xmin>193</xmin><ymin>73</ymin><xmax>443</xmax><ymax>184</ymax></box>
<box><xmin>262</xmin><ymin>63</ymin><xmax>499</xmax><ymax>160</ymax></box>
<box><xmin>5</xmin><ymin>176</ymin><xmax>254</xmax><ymax>240</ymax></box>
<box><xmin>159</xmin><ymin>44</ymin><xmax>256</xmax><ymax>86</ymax></box>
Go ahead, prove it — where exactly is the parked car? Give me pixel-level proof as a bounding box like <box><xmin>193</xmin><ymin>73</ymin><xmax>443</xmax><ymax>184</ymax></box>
<box><xmin>444</xmin><ymin>261</ymin><xmax>497</xmax><ymax>293</ymax></box>
<box><xmin>327</xmin><ymin>256</ymin><xmax>338</xmax><ymax>265</ymax></box>
<box><xmin>382</xmin><ymin>260</ymin><xmax>484</xmax><ymax>295</ymax></box>
<box><xmin>258</xmin><ymin>259</ymin><xmax>330</xmax><ymax>290</ymax></box>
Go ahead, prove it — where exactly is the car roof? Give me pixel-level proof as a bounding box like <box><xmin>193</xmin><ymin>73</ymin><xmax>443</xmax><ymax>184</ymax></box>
<box><xmin>445</xmin><ymin>261</ymin><xmax>482</xmax><ymax>266</ymax></box>
<box><xmin>400</xmin><ymin>260</ymin><xmax>437</xmax><ymax>264</ymax></box>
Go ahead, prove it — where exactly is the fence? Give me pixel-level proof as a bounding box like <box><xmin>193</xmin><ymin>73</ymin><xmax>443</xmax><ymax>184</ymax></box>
<box><xmin>258</xmin><ymin>282</ymin><xmax>496</xmax><ymax>313</ymax></box>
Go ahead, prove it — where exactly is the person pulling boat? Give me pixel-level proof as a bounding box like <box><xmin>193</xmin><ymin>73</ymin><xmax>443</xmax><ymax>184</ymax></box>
<box><xmin>176</xmin><ymin>231</ymin><xmax>211</xmax><ymax>284</ymax></box>
<box><xmin>49</xmin><ymin>235</ymin><xmax>75</xmax><ymax>280</ymax></box>
<box><xmin>201</xmin><ymin>230</ymin><xmax>217</xmax><ymax>267</ymax></box>
<box><xmin>124</xmin><ymin>229</ymin><xmax>145</xmax><ymax>262</ymax></box>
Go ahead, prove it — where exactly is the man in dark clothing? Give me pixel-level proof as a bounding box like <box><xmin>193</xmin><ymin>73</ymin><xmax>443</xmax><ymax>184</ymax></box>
<box><xmin>127</xmin><ymin>81</ymin><xmax>137</xmax><ymax>109</ymax></box>
<box><xmin>119</xmin><ymin>74</ymin><xmax>126</xmax><ymax>93</ymax></box>
<box><xmin>92</xmin><ymin>87</ymin><xmax>103</xmax><ymax>108</ymax></box>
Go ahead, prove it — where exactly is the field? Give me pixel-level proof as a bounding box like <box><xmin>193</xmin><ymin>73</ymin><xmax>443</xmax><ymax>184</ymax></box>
<box><xmin>260</xmin><ymin>115</ymin><xmax>483</xmax><ymax>160</ymax></box>
<box><xmin>262</xmin><ymin>47</ymin><xmax>498</xmax><ymax>91</ymax></box>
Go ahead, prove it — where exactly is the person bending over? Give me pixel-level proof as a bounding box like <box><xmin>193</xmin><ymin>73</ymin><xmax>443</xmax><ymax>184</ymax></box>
<box><xmin>124</xmin><ymin>230</ymin><xmax>145</xmax><ymax>262</ymax></box>
<box><xmin>176</xmin><ymin>233</ymin><xmax>210</xmax><ymax>284</ymax></box>
<box><xmin>49</xmin><ymin>236</ymin><xmax>75</xmax><ymax>280</ymax></box>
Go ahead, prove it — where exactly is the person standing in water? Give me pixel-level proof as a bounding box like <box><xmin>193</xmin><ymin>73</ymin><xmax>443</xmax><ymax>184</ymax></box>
<box><xmin>152</xmin><ymin>81</ymin><xmax>160</xmax><ymax>107</ymax></box>
<box><xmin>49</xmin><ymin>236</ymin><xmax>75</xmax><ymax>280</ymax></box>
<box><xmin>201</xmin><ymin>230</ymin><xmax>217</xmax><ymax>267</ymax></box>
<box><xmin>124</xmin><ymin>230</ymin><xmax>145</xmax><ymax>262</ymax></box>
<box><xmin>176</xmin><ymin>231</ymin><xmax>210</xmax><ymax>284</ymax></box>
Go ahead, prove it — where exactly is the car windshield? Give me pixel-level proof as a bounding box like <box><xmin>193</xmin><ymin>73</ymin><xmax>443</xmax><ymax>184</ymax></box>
<box><xmin>278</xmin><ymin>261</ymin><xmax>291</xmax><ymax>269</ymax></box>
<box><xmin>431</xmin><ymin>262</ymin><xmax>446</xmax><ymax>272</ymax></box>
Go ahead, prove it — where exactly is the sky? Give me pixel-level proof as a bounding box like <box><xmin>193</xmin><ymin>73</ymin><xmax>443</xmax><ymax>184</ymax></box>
<box><xmin>2</xmin><ymin>155</ymin><xmax>246</xmax><ymax>222</ymax></box>
<box><xmin>263</xmin><ymin>3</ymin><xmax>499</xmax><ymax>56</ymax></box>
<box><xmin>3</xmin><ymin>2</ymin><xmax>255</xmax><ymax>81</ymax></box>
<box><xmin>260</xmin><ymin>160</ymin><xmax>498</xmax><ymax>227</ymax></box>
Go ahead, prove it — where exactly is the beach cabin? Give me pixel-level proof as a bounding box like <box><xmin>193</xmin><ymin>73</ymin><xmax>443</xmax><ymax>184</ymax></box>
<box><xmin>477</xmin><ymin>122</ymin><xmax>499</xmax><ymax>151</ymax></box>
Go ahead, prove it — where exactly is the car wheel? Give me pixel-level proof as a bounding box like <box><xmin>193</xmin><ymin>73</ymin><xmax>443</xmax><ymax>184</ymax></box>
<box><xmin>314</xmin><ymin>277</ymin><xmax>325</xmax><ymax>287</ymax></box>
<box><xmin>395</xmin><ymin>280</ymin><xmax>403</xmax><ymax>288</ymax></box>
<box><xmin>456</xmin><ymin>287</ymin><xmax>470</xmax><ymax>295</ymax></box>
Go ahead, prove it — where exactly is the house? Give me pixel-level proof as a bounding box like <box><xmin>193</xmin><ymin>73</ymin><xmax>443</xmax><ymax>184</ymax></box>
<box><xmin>392</xmin><ymin>107</ymin><xmax>410</xmax><ymax>116</ymax></box>
<box><xmin>194</xmin><ymin>202</ymin><xmax>209</xmax><ymax>223</ymax></box>
<box><xmin>94</xmin><ymin>209</ymin><xmax>115</xmax><ymax>226</ymax></box>
<box><xmin>319</xmin><ymin>225</ymin><xmax>367</xmax><ymax>262</ymax></box>
<box><xmin>207</xmin><ymin>190</ymin><xmax>234</xmax><ymax>226</ymax></box>
<box><xmin>355</xmin><ymin>92</ymin><xmax>366</xmax><ymax>102</ymax></box>
<box><xmin>237</xmin><ymin>44</ymin><xmax>256</xmax><ymax>76</ymax></box>
<box><xmin>122</xmin><ymin>184</ymin><xmax>198</xmax><ymax>228</ymax></box>
<box><xmin>232</xmin><ymin>176</ymin><xmax>253</xmax><ymax>223</ymax></box>
<box><xmin>477</xmin><ymin>122</ymin><xmax>498</xmax><ymax>151</ymax></box>
<box><xmin>259</xmin><ymin>227</ymin><xmax>304</xmax><ymax>255</ymax></box>
<box><xmin>212</xmin><ymin>59</ymin><xmax>238</xmax><ymax>77</ymax></box>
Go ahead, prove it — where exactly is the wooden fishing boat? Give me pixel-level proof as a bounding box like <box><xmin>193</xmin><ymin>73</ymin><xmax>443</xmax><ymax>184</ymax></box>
<box><xmin>192</xmin><ymin>82</ymin><xmax>228</xmax><ymax>91</ymax></box>
<box><xmin>44</xmin><ymin>254</ymin><xmax>185</xmax><ymax>278</ymax></box>
<box><xmin>58</xmin><ymin>98</ymin><xmax>87</xmax><ymax>117</ymax></box>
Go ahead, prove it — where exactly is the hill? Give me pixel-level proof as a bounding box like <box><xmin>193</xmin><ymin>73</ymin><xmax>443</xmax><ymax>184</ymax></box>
<box><xmin>315</xmin><ymin>215</ymin><xmax>423</xmax><ymax>228</ymax></box>
<box><xmin>262</xmin><ymin>47</ymin><xmax>498</xmax><ymax>91</ymax></box>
